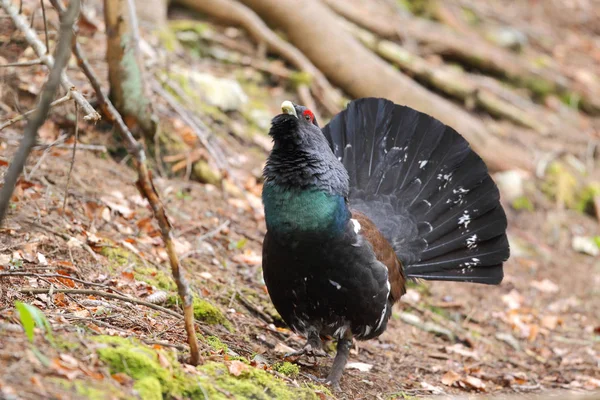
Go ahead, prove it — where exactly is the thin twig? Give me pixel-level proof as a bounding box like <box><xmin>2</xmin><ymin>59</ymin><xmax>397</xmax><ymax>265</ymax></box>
<box><xmin>0</xmin><ymin>59</ymin><xmax>43</xmax><ymax>67</ymax></box>
<box><xmin>65</xmin><ymin>19</ymin><xmax>201</xmax><ymax>365</ymax></box>
<box><xmin>40</xmin><ymin>0</ymin><xmax>49</xmax><ymax>53</ymax></box>
<box><xmin>0</xmin><ymin>94</ymin><xmax>71</xmax><ymax>131</ymax></box>
<box><xmin>18</xmin><ymin>287</ymin><xmax>183</xmax><ymax>318</ymax></box>
<box><xmin>1</xmin><ymin>0</ymin><xmax>99</xmax><ymax>122</ymax></box>
<box><xmin>0</xmin><ymin>272</ymin><xmax>129</xmax><ymax>298</ymax></box>
<box><xmin>62</xmin><ymin>103</ymin><xmax>78</xmax><ymax>212</ymax></box>
<box><xmin>0</xmin><ymin>0</ymin><xmax>80</xmax><ymax>226</ymax></box>
<box><xmin>25</xmin><ymin>133</ymin><xmax>68</xmax><ymax>180</ymax></box>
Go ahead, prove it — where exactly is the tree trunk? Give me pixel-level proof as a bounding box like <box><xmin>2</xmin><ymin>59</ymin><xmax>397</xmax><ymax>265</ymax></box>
<box><xmin>104</xmin><ymin>0</ymin><xmax>157</xmax><ymax>139</ymax></box>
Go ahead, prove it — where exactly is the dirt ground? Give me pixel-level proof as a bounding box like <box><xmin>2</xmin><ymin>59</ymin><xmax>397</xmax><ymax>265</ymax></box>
<box><xmin>1</xmin><ymin>0</ymin><xmax>599</xmax><ymax>399</ymax></box>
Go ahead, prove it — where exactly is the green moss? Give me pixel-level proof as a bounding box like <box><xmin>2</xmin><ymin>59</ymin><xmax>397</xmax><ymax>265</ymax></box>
<box><xmin>523</xmin><ymin>77</ymin><xmax>555</xmax><ymax>98</ymax></box>
<box><xmin>166</xmin><ymin>295</ymin><xmax>230</xmax><ymax>328</ymax></box>
<box><xmin>93</xmin><ymin>336</ymin><xmax>205</xmax><ymax>398</ymax></box>
<box><xmin>512</xmin><ymin>196</ymin><xmax>535</xmax><ymax>211</ymax></box>
<box><xmin>134</xmin><ymin>266</ymin><xmax>176</xmax><ymax>291</ymax></box>
<box><xmin>50</xmin><ymin>378</ymin><xmax>126</xmax><ymax>400</ymax></box>
<box><xmin>273</xmin><ymin>362</ymin><xmax>299</xmax><ymax>377</ymax></box>
<box><xmin>91</xmin><ymin>336</ymin><xmax>325</xmax><ymax>400</ymax></box>
<box><xmin>193</xmin><ymin>297</ymin><xmax>229</xmax><ymax>326</ymax></box>
<box><xmin>288</xmin><ymin>71</ymin><xmax>313</xmax><ymax>89</ymax></box>
<box><xmin>575</xmin><ymin>182</ymin><xmax>600</xmax><ymax>214</ymax></box>
<box><xmin>133</xmin><ymin>377</ymin><xmax>162</xmax><ymax>400</ymax></box>
<box><xmin>100</xmin><ymin>246</ymin><xmax>144</xmax><ymax>270</ymax></box>
<box><xmin>541</xmin><ymin>161</ymin><xmax>577</xmax><ymax>209</ymax></box>
<box><xmin>197</xmin><ymin>362</ymin><xmax>319</xmax><ymax>400</ymax></box>
<box><xmin>169</xmin><ymin>20</ymin><xmax>211</xmax><ymax>36</ymax></box>
<box><xmin>206</xmin><ymin>335</ymin><xmax>228</xmax><ymax>352</ymax></box>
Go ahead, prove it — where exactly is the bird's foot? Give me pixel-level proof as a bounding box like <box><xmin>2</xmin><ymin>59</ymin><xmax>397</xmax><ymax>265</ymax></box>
<box><xmin>322</xmin><ymin>377</ymin><xmax>342</xmax><ymax>392</ymax></box>
<box><xmin>284</xmin><ymin>343</ymin><xmax>328</xmax><ymax>359</ymax></box>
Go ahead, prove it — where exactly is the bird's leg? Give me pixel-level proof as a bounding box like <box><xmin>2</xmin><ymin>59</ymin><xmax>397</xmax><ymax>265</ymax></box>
<box><xmin>285</xmin><ymin>329</ymin><xmax>327</xmax><ymax>358</ymax></box>
<box><xmin>325</xmin><ymin>331</ymin><xmax>353</xmax><ymax>391</ymax></box>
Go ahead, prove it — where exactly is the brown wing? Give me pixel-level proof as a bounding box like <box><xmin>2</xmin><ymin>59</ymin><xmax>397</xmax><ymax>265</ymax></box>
<box><xmin>351</xmin><ymin>210</ymin><xmax>406</xmax><ymax>303</ymax></box>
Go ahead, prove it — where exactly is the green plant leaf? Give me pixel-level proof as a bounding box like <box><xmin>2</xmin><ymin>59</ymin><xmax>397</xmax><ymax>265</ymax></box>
<box><xmin>15</xmin><ymin>301</ymin><xmax>36</xmax><ymax>343</ymax></box>
<box><xmin>14</xmin><ymin>302</ymin><xmax>53</xmax><ymax>343</ymax></box>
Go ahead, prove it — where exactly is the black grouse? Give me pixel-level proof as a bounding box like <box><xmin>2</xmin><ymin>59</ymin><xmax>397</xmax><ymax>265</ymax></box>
<box><xmin>261</xmin><ymin>98</ymin><xmax>509</xmax><ymax>388</ymax></box>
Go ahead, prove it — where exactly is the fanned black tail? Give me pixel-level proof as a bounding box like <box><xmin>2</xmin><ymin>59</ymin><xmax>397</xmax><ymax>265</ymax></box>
<box><xmin>322</xmin><ymin>98</ymin><xmax>509</xmax><ymax>284</ymax></box>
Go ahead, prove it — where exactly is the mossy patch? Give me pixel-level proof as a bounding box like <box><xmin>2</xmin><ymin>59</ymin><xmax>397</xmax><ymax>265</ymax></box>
<box><xmin>93</xmin><ymin>335</ymin><xmax>205</xmax><ymax>398</ymax></box>
<box><xmin>100</xmin><ymin>246</ymin><xmax>144</xmax><ymax>270</ymax></box>
<box><xmin>512</xmin><ymin>196</ymin><xmax>534</xmax><ymax>211</ymax></box>
<box><xmin>575</xmin><ymin>182</ymin><xmax>600</xmax><ymax>214</ymax></box>
<box><xmin>206</xmin><ymin>335</ymin><xmax>228</xmax><ymax>352</ymax></box>
<box><xmin>92</xmin><ymin>335</ymin><xmax>322</xmax><ymax>400</ymax></box>
<box><xmin>197</xmin><ymin>362</ymin><xmax>320</xmax><ymax>400</ymax></box>
<box><xmin>166</xmin><ymin>295</ymin><xmax>231</xmax><ymax>328</ymax></box>
<box><xmin>50</xmin><ymin>378</ymin><xmax>126</xmax><ymax>400</ymax></box>
<box><xmin>133</xmin><ymin>377</ymin><xmax>162</xmax><ymax>400</ymax></box>
<box><xmin>273</xmin><ymin>361</ymin><xmax>299</xmax><ymax>377</ymax></box>
<box><xmin>134</xmin><ymin>266</ymin><xmax>176</xmax><ymax>291</ymax></box>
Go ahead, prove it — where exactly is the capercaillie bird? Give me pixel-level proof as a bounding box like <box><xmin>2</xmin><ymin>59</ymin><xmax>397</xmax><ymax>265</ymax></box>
<box><xmin>261</xmin><ymin>98</ymin><xmax>509</xmax><ymax>389</ymax></box>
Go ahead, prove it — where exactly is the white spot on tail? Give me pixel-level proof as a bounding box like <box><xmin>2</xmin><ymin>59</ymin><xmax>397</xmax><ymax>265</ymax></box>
<box><xmin>419</xmin><ymin>160</ymin><xmax>428</xmax><ymax>169</ymax></box>
<box><xmin>363</xmin><ymin>325</ymin><xmax>372</xmax><ymax>336</ymax></box>
<box><xmin>329</xmin><ymin>279</ymin><xmax>342</xmax><ymax>290</ymax></box>
<box><xmin>466</xmin><ymin>234</ymin><xmax>478</xmax><ymax>249</ymax></box>
<box><xmin>351</xmin><ymin>218</ymin><xmax>361</xmax><ymax>234</ymax></box>
<box><xmin>458</xmin><ymin>210</ymin><xmax>471</xmax><ymax>228</ymax></box>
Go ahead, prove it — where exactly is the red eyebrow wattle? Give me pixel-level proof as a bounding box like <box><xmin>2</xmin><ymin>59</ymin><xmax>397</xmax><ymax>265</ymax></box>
<box><xmin>303</xmin><ymin>110</ymin><xmax>314</xmax><ymax>120</ymax></box>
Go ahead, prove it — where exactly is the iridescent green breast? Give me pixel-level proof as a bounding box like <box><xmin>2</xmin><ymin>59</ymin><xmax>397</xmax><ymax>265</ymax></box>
<box><xmin>262</xmin><ymin>183</ymin><xmax>349</xmax><ymax>236</ymax></box>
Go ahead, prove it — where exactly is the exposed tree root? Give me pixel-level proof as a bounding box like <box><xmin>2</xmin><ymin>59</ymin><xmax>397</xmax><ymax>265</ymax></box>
<box><xmin>173</xmin><ymin>0</ymin><xmax>342</xmax><ymax>115</ymax></box>
<box><xmin>234</xmin><ymin>0</ymin><xmax>533</xmax><ymax>172</ymax></box>
<box><xmin>322</xmin><ymin>0</ymin><xmax>600</xmax><ymax>115</ymax></box>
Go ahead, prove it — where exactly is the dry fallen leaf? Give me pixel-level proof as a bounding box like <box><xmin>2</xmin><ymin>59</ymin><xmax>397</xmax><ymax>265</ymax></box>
<box><xmin>441</xmin><ymin>370</ymin><xmax>461</xmax><ymax>386</ymax></box>
<box><xmin>446</xmin><ymin>344</ymin><xmax>479</xmax><ymax>360</ymax></box>
<box><xmin>530</xmin><ymin>279</ymin><xmax>559</xmax><ymax>293</ymax></box>
<box><xmin>541</xmin><ymin>315</ymin><xmax>561</xmax><ymax>330</ymax></box>
<box><xmin>501</xmin><ymin>289</ymin><xmax>524</xmax><ymax>310</ymax></box>
<box><xmin>227</xmin><ymin>360</ymin><xmax>249</xmax><ymax>377</ymax></box>
<box><xmin>463</xmin><ymin>375</ymin><xmax>486</xmax><ymax>391</ymax></box>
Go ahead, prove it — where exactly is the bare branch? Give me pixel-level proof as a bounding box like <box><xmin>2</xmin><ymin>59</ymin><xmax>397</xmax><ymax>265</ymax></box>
<box><xmin>0</xmin><ymin>0</ymin><xmax>80</xmax><ymax>226</ymax></box>
<box><xmin>0</xmin><ymin>94</ymin><xmax>71</xmax><ymax>131</ymax></box>
<box><xmin>0</xmin><ymin>59</ymin><xmax>43</xmax><ymax>67</ymax></box>
<box><xmin>62</xmin><ymin>103</ymin><xmax>79</xmax><ymax>212</ymax></box>
<box><xmin>1</xmin><ymin>0</ymin><xmax>100</xmax><ymax>122</ymax></box>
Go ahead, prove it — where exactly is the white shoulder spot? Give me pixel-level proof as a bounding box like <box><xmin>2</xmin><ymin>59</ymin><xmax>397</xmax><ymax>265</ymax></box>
<box><xmin>350</xmin><ymin>218</ymin><xmax>361</xmax><ymax>234</ymax></box>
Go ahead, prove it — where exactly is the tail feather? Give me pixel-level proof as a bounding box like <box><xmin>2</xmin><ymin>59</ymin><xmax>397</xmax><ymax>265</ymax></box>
<box><xmin>322</xmin><ymin>98</ymin><xmax>509</xmax><ymax>285</ymax></box>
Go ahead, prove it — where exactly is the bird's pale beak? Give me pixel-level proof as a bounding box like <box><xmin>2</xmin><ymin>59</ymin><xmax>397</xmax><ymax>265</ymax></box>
<box><xmin>281</xmin><ymin>100</ymin><xmax>298</xmax><ymax>118</ymax></box>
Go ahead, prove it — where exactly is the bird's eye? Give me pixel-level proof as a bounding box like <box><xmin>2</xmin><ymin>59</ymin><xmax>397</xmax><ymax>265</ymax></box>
<box><xmin>303</xmin><ymin>109</ymin><xmax>314</xmax><ymax>123</ymax></box>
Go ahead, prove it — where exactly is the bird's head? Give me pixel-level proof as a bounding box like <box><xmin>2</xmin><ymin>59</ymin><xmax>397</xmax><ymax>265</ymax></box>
<box><xmin>268</xmin><ymin>101</ymin><xmax>324</xmax><ymax>150</ymax></box>
<box><xmin>264</xmin><ymin>101</ymin><xmax>348</xmax><ymax>196</ymax></box>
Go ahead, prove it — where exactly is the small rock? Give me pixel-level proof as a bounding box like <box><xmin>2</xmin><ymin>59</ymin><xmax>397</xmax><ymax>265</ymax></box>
<box><xmin>488</xmin><ymin>27</ymin><xmax>528</xmax><ymax>51</ymax></box>
<box><xmin>346</xmin><ymin>362</ymin><xmax>373</xmax><ymax>372</ymax></box>
<box><xmin>493</xmin><ymin>170</ymin><xmax>526</xmax><ymax>201</ymax></box>
<box><xmin>571</xmin><ymin>236</ymin><xmax>599</xmax><ymax>256</ymax></box>
<box><xmin>192</xmin><ymin>72</ymin><xmax>248</xmax><ymax>112</ymax></box>
<box><xmin>193</xmin><ymin>160</ymin><xmax>222</xmax><ymax>185</ymax></box>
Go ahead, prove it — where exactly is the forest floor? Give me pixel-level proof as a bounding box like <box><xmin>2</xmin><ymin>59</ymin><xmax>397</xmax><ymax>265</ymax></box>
<box><xmin>1</xmin><ymin>0</ymin><xmax>599</xmax><ymax>399</ymax></box>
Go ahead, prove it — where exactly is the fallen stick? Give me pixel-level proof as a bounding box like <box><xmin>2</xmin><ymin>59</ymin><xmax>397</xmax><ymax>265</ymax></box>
<box><xmin>0</xmin><ymin>0</ymin><xmax>100</xmax><ymax>122</ymax></box>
